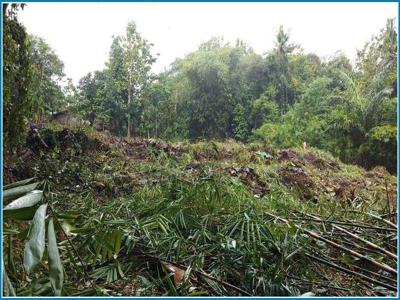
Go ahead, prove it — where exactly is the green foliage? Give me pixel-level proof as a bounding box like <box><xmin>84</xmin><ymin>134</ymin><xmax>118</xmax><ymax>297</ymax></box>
<box><xmin>3</xmin><ymin>4</ymin><xmax>32</xmax><ymax>153</ymax></box>
<box><xmin>24</xmin><ymin>204</ymin><xmax>48</xmax><ymax>274</ymax></box>
<box><xmin>62</xmin><ymin>18</ymin><xmax>397</xmax><ymax>173</ymax></box>
<box><xmin>250</xmin><ymin>89</ymin><xmax>280</xmax><ymax>129</ymax></box>
<box><xmin>3</xmin><ymin>182</ymin><xmax>39</xmax><ymax>202</ymax></box>
<box><xmin>358</xmin><ymin>125</ymin><xmax>397</xmax><ymax>173</ymax></box>
<box><xmin>3</xmin><ymin>262</ymin><xmax>16</xmax><ymax>296</ymax></box>
<box><xmin>253</xmin><ymin>20</ymin><xmax>397</xmax><ymax>173</ymax></box>
<box><xmin>48</xmin><ymin>218</ymin><xmax>64</xmax><ymax>296</ymax></box>
<box><xmin>233</xmin><ymin>104</ymin><xmax>249</xmax><ymax>142</ymax></box>
<box><xmin>29</xmin><ymin>35</ymin><xmax>66</xmax><ymax>119</ymax></box>
<box><xmin>3</xmin><ymin>180</ymin><xmax>65</xmax><ymax>296</ymax></box>
<box><xmin>75</xmin><ymin>21</ymin><xmax>155</xmax><ymax>137</ymax></box>
<box><xmin>4</xmin><ymin>124</ymin><xmax>397</xmax><ymax>296</ymax></box>
<box><xmin>252</xmin><ymin>122</ymin><xmax>295</xmax><ymax>148</ymax></box>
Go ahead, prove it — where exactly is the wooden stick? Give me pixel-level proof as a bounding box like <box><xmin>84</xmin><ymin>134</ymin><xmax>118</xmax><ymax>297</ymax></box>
<box><xmin>265</xmin><ymin>212</ymin><xmax>397</xmax><ymax>275</ymax></box>
<box><xmin>352</xmin><ymin>265</ymin><xmax>398</xmax><ymax>286</ymax></box>
<box><xmin>305</xmin><ymin>253</ymin><xmax>397</xmax><ymax>292</ymax></box>
<box><xmin>384</xmin><ymin>179</ymin><xmax>393</xmax><ymax>224</ymax></box>
<box><xmin>305</xmin><ymin>213</ymin><xmax>397</xmax><ymax>260</ymax></box>
<box><xmin>342</xmin><ymin>210</ymin><xmax>398</xmax><ymax>229</ymax></box>
<box><xmin>289</xmin><ymin>217</ymin><xmax>396</xmax><ymax>232</ymax></box>
<box><xmin>311</xmin><ymin>249</ymin><xmax>397</xmax><ymax>285</ymax></box>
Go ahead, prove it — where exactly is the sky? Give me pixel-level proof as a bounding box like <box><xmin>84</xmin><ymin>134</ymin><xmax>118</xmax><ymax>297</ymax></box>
<box><xmin>18</xmin><ymin>2</ymin><xmax>398</xmax><ymax>85</ymax></box>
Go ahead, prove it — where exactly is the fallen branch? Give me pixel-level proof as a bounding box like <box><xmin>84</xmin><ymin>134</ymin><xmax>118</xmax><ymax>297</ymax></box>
<box><xmin>346</xmin><ymin>210</ymin><xmax>398</xmax><ymax>229</ymax></box>
<box><xmin>351</xmin><ymin>265</ymin><xmax>398</xmax><ymax>286</ymax></box>
<box><xmin>289</xmin><ymin>216</ymin><xmax>396</xmax><ymax>232</ymax></box>
<box><xmin>305</xmin><ymin>253</ymin><xmax>397</xmax><ymax>292</ymax></box>
<box><xmin>286</xmin><ymin>275</ymin><xmax>352</xmax><ymax>292</ymax></box>
<box><xmin>305</xmin><ymin>213</ymin><xmax>397</xmax><ymax>260</ymax></box>
<box><xmin>265</xmin><ymin>212</ymin><xmax>397</xmax><ymax>276</ymax></box>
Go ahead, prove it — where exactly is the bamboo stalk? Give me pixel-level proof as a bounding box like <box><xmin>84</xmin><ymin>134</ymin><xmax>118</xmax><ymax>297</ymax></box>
<box><xmin>305</xmin><ymin>253</ymin><xmax>397</xmax><ymax>292</ymax></box>
<box><xmin>289</xmin><ymin>217</ymin><xmax>396</xmax><ymax>232</ymax></box>
<box><xmin>352</xmin><ymin>265</ymin><xmax>398</xmax><ymax>286</ymax></box>
<box><xmin>265</xmin><ymin>212</ymin><xmax>397</xmax><ymax>276</ymax></box>
<box><xmin>286</xmin><ymin>275</ymin><xmax>352</xmax><ymax>292</ymax></box>
<box><xmin>305</xmin><ymin>213</ymin><xmax>397</xmax><ymax>260</ymax></box>
<box><xmin>384</xmin><ymin>179</ymin><xmax>392</xmax><ymax>224</ymax></box>
<box><xmin>367</xmin><ymin>212</ymin><xmax>397</xmax><ymax>229</ymax></box>
<box><xmin>310</xmin><ymin>249</ymin><xmax>397</xmax><ymax>285</ymax></box>
<box><xmin>340</xmin><ymin>237</ymin><xmax>382</xmax><ymax>255</ymax></box>
<box><xmin>347</xmin><ymin>210</ymin><xmax>398</xmax><ymax>229</ymax></box>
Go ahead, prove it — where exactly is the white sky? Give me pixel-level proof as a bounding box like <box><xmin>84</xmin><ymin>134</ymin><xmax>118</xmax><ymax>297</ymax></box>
<box><xmin>18</xmin><ymin>2</ymin><xmax>398</xmax><ymax>85</ymax></box>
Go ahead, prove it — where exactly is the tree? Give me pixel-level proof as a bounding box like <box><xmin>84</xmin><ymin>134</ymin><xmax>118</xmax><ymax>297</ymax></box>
<box><xmin>271</xmin><ymin>26</ymin><xmax>297</xmax><ymax>114</ymax></box>
<box><xmin>121</xmin><ymin>21</ymin><xmax>155</xmax><ymax>138</ymax></box>
<box><xmin>3</xmin><ymin>3</ymin><xmax>32</xmax><ymax>155</ymax></box>
<box><xmin>233</xmin><ymin>103</ymin><xmax>248</xmax><ymax>142</ymax></box>
<box><xmin>105</xmin><ymin>37</ymin><xmax>127</xmax><ymax>134</ymax></box>
<box><xmin>29</xmin><ymin>35</ymin><xmax>65</xmax><ymax>119</ymax></box>
<box><xmin>250</xmin><ymin>88</ymin><xmax>279</xmax><ymax>129</ymax></box>
<box><xmin>253</xmin><ymin>19</ymin><xmax>397</xmax><ymax>173</ymax></box>
<box><xmin>76</xmin><ymin>71</ymin><xmax>109</xmax><ymax>127</ymax></box>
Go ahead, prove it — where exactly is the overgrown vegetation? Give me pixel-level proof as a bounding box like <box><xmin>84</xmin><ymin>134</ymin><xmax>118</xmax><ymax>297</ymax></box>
<box><xmin>2</xmin><ymin>3</ymin><xmax>398</xmax><ymax>297</ymax></box>
<box><xmin>3</xmin><ymin>126</ymin><xmax>398</xmax><ymax>296</ymax></box>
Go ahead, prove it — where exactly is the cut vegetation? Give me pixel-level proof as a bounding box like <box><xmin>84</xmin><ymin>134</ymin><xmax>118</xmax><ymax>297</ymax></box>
<box><xmin>3</xmin><ymin>126</ymin><xmax>397</xmax><ymax>296</ymax></box>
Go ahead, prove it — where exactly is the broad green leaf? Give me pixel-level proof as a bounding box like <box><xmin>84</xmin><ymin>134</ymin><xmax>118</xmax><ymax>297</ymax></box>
<box><xmin>2</xmin><ymin>261</ymin><xmax>16</xmax><ymax>296</ymax></box>
<box><xmin>24</xmin><ymin>204</ymin><xmax>47</xmax><ymax>274</ymax></box>
<box><xmin>3</xmin><ymin>206</ymin><xmax>38</xmax><ymax>220</ymax></box>
<box><xmin>4</xmin><ymin>190</ymin><xmax>43</xmax><ymax>220</ymax></box>
<box><xmin>3</xmin><ymin>177</ymin><xmax>35</xmax><ymax>190</ymax></box>
<box><xmin>48</xmin><ymin>218</ymin><xmax>64</xmax><ymax>296</ymax></box>
<box><xmin>4</xmin><ymin>190</ymin><xmax>43</xmax><ymax>211</ymax></box>
<box><xmin>3</xmin><ymin>182</ymin><xmax>39</xmax><ymax>202</ymax></box>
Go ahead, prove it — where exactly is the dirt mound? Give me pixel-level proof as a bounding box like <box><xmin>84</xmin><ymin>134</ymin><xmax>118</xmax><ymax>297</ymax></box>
<box><xmin>7</xmin><ymin>126</ymin><xmax>397</xmax><ymax>208</ymax></box>
<box><xmin>26</xmin><ymin>127</ymin><xmax>107</xmax><ymax>154</ymax></box>
<box><xmin>106</xmin><ymin>136</ymin><xmax>184</xmax><ymax>160</ymax></box>
<box><xmin>280</xmin><ymin>166</ymin><xmax>317</xmax><ymax>201</ymax></box>
<box><xmin>276</xmin><ymin>149</ymin><xmax>397</xmax><ymax>205</ymax></box>
<box><xmin>277</xmin><ymin>149</ymin><xmax>339</xmax><ymax>170</ymax></box>
<box><xmin>227</xmin><ymin>166</ymin><xmax>269</xmax><ymax>197</ymax></box>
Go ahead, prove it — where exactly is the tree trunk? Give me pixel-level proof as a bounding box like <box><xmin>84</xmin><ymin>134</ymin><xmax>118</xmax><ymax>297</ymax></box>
<box><xmin>127</xmin><ymin>86</ymin><xmax>131</xmax><ymax>139</ymax></box>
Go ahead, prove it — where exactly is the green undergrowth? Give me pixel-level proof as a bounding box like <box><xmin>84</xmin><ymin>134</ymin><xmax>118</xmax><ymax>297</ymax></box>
<box><xmin>3</xmin><ymin>126</ymin><xmax>397</xmax><ymax>296</ymax></box>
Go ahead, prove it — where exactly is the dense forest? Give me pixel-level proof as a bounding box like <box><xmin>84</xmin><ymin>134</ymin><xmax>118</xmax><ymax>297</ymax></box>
<box><xmin>4</xmin><ymin>4</ymin><xmax>398</xmax><ymax>172</ymax></box>
<box><xmin>2</xmin><ymin>3</ymin><xmax>398</xmax><ymax>297</ymax></box>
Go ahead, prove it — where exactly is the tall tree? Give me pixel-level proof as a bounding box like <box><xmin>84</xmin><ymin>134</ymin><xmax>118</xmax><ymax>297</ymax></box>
<box><xmin>29</xmin><ymin>35</ymin><xmax>65</xmax><ymax>119</ymax></box>
<box><xmin>121</xmin><ymin>21</ymin><xmax>155</xmax><ymax>138</ymax></box>
<box><xmin>270</xmin><ymin>26</ymin><xmax>296</xmax><ymax>114</ymax></box>
<box><xmin>3</xmin><ymin>3</ymin><xmax>32</xmax><ymax>155</ymax></box>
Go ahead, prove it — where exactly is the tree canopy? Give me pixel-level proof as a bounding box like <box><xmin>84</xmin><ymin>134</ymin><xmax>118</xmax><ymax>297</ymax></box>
<box><xmin>3</xmin><ymin>9</ymin><xmax>397</xmax><ymax>173</ymax></box>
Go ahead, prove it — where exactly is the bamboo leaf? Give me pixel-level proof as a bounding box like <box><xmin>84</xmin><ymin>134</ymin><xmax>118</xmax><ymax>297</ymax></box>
<box><xmin>4</xmin><ymin>206</ymin><xmax>39</xmax><ymax>220</ymax></box>
<box><xmin>24</xmin><ymin>204</ymin><xmax>47</xmax><ymax>274</ymax></box>
<box><xmin>3</xmin><ymin>177</ymin><xmax>36</xmax><ymax>190</ymax></box>
<box><xmin>4</xmin><ymin>190</ymin><xmax>43</xmax><ymax>210</ymax></box>
<box><xmin>3</xmin><ymin>182</ymin><xmax>39</xmax><ymax>202</ymax></box>
<box><xmin>48</xmin><ymin>218</ymin><xmax>64</xmax><ymax>296</ymax></box>
<box><xmin>113</xmin><ymin>230</ymin><xmax>123</xmax><ymax>256</ymax></box>
<box><xmin>4</xmin><ymin>190</ymin><xmax>43</xmax><ymax>220</ymax></box>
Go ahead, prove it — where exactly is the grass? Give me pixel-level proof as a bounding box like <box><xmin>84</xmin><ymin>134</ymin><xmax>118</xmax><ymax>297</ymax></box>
<box><xmin>3</xmin><ymin>126</ymin><xmax>397</xmax><ymax>296</ymax></box>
